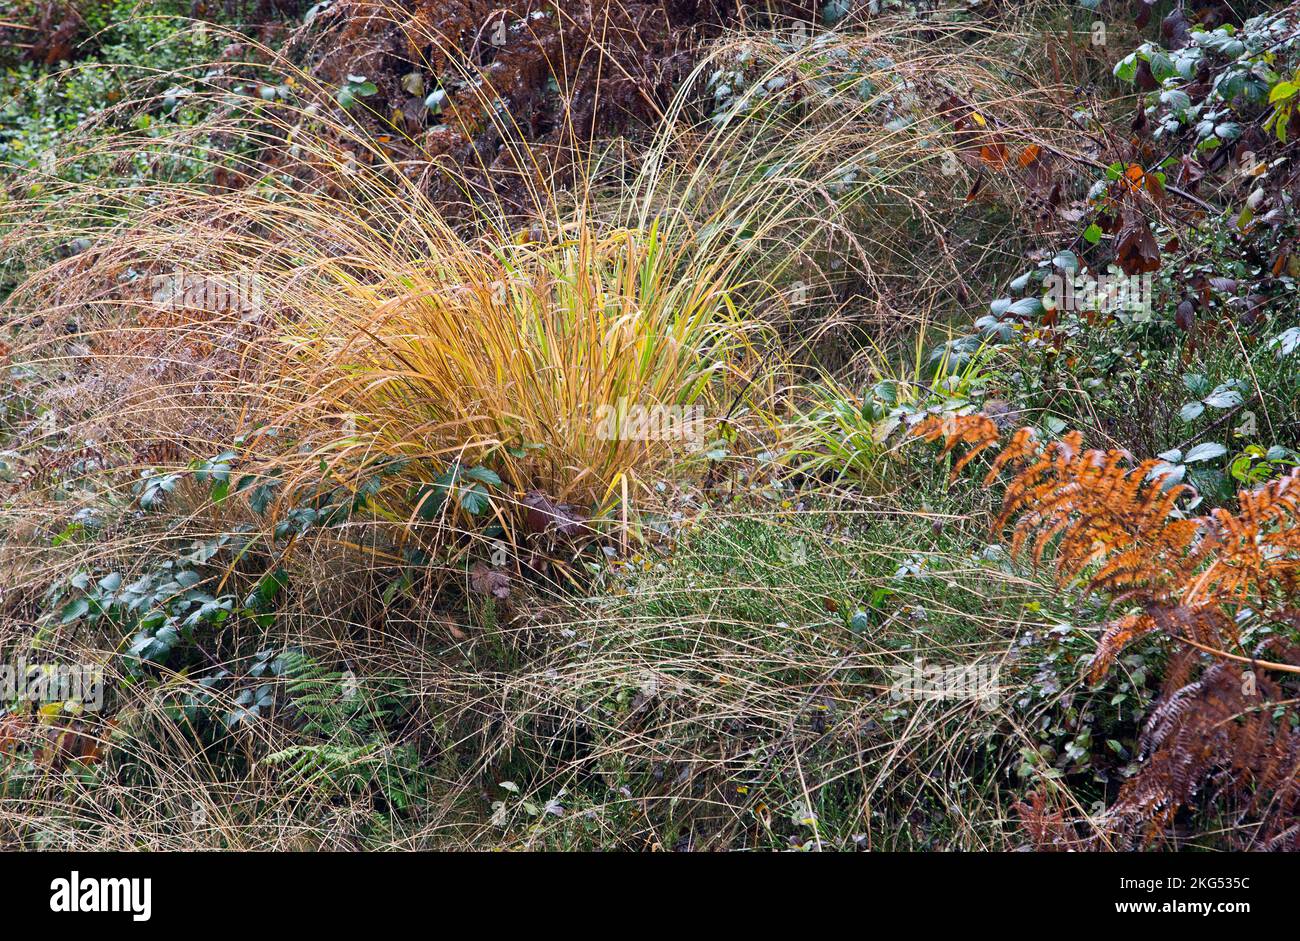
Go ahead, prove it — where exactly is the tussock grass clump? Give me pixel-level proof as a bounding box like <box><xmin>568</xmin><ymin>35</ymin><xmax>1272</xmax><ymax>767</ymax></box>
<box><xmin>266</xmin><ymin>215</ymin><xmax>766</xmax><ymax>527</ymax></box>
<box><xmin>0</xmin><ymin>9</ymin><xmax>1094</xmax><ymax>852</ymax></box>
<box><xmin>2</xmin><ymin>16</ymin><xmax>1064</xmax><ymax>534</ymax></box>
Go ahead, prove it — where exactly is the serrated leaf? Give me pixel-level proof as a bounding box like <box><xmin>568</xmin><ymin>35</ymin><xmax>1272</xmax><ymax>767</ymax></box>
<box><xmin>458</xmin><ymin>483</ymin><xmax>490</xmax><ymax>515</ymax></box>
<box><xmin>60</xmin><ymin>597</ymin><xmax>90</xmax><ymax>623</ymax></box>
<box><xmin>464</xmin><ymin>466</ymin><xmax>502</xmax><ymax>486</ymax></box>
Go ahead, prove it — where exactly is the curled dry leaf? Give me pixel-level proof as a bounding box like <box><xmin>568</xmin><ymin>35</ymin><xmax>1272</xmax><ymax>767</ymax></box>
<box><xmin>1115</xmin><ymin>209</ymin><xmax>1162</xmax><ymax>275</ymax></box>
<box><xmin>469</xmin><ymin>562</ymin><xmax>510</xmax><ymax>599</ymax></box>
<box><xmin>523</xmin><ymin>490</ymin><xmax>589</xmax><ymax>538</ymax></box>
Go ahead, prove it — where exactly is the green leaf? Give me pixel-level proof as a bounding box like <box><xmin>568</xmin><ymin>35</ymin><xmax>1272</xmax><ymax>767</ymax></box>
<box><xmin>60</xmin><ymin>597</ymin><xmax>90</xmax><ymax>623</ymax></box>
<box><xmin>1082</xmin><ymin>223</ymin><xmax>1102</xmax><ymax>245</ymax></box>
<box><xmin>1179</xmin><ymin>401</ymin><xmax>1206</xmax><ymax>422</ymax></box>
<box><xmin>249</xmin><ymin>480</ymin><xmax>280</xmax><ymax>514</ymax></box>
<box><xmin>1006</xmin><ymin>297</ymin><xmax>1045</xmax><ymax>319</ymax></box>
<box><xmin>247</xmin><ymin>568</ymin><xmax>289</xmax><ymax>609</ymax></box>
<box><xmin>1272</xmin><ymin>327</ymin><xmax>1300</xmax><ymax>357</ymax></box>
<box><xmin>414</xmin><ymin>483</ymin><xmax>447</xmax><ymax>520</ymax></box>
<box><xmin>1185</xmin><ymin>442</ymin><xmax>1227</xmax><ymax>463</ymax></box>
<box><xmin>1269</xmin><ymin>80</ymin><xmax>1298</xmax><ymax>104</ymax></box>
<box><xmin>1051</xmin><ymin>250</ymin><xmax>1079</xmax><ymax>274</ymax></box>
<box><xmin>464</xmin><ymin>466</ymin><xmax>502</xmax><ymax>486</ymax></box>
<box><xmin>458</xmin><ymin>483</ymin><xmax>490</xmax><ymax>515</ymax></box>
<box><xmin>1203</xmin><ymin>386</ymin><xmax>1244</xmax><ymax>409</ymax></box>
<box><xmin>1160</xmin><ymin>89</ymin><xmax>1191</xmax><ymax>113</ymax></box>
<box><xmin>52</xmin><ymin>522</ymin><xmax>84</xmax><ymax>547</ymax></box>
<box><xmin>1147</xmin><ymin>51</ymin><xmax>1175</xmax><ymax>83</ymax></box>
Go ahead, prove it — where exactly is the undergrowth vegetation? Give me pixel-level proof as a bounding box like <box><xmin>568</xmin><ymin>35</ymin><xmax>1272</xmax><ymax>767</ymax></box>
<box><xmin>0</xmin><ymin>0</ymin><xmax>1298</xmax><ymax>851</ymax></box>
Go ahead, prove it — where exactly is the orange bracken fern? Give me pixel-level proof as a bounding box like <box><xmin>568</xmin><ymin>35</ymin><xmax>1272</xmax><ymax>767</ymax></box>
<box><xmin>911</xmin><ymin>412</ymin><xmax>1300</xmax><ymax>848</ymax></box>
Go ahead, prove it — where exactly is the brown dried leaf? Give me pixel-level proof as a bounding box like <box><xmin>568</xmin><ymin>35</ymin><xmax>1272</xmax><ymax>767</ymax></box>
<box><xmin>1115</xmin><ymin>210</ymin><xmax>1161</xmax><ymax>275</ymax></box>
<box><xmin>469</xmin><ymin>562</ymin><xmax>510</xmax><ymax>599</ymax></box>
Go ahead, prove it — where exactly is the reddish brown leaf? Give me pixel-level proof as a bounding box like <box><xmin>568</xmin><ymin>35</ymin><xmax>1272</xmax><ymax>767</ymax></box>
<box><xmin>523</xmin><ymin>490</ymin><xmax>589</xmax><ymax>537</ymax></box>
<box><xmin>979</xmin><ymin>140</ymin><xmax>1009</xmax><ymax>169</ymax></box>
<box><xmin>1177</xmin><ymin>155</ymin><xmax>1205</xmax><ymax>189</ymax></box>
<box><xmin>1115</xmin><ymin>210</ymin><xmax>1162</xmax><ymax>274</ymax></box>
<box><xmin>1135</xmin><ymin>58</ymin><xmax>1158</xmax><ymax>92</ymax></box>
<box><xmin>1162</xmin><ymin>8</ymin><xmax>1192</xmax><ymax>50</ymax></box>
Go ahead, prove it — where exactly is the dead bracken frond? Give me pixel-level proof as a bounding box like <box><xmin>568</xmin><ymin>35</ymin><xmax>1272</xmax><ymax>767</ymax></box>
<box><xmin>913</xmin><ymin>411</ymin><xmax>1300</xmax><ymax>848</ymax></box>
